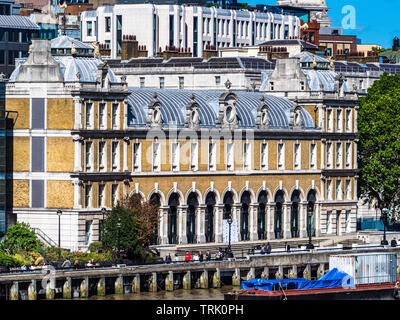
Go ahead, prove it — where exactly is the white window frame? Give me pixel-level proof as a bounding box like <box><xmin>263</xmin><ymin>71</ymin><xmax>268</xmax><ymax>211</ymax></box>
<box><xmin>98</xmin><ymin>102</ymin><xmax>107</xmax><ymax>130</ymax></box>
<box><xmin>345</xmin><ymin>109</ymin><xmax>352</xmax><ymax>132</ymax></box>
<box><xmin>85</xmin><ymin>184</ymin><xmax>92</xmax><ymax>208</ymax></box>
<box><xmin>345</xmin><ymin>179</ymin><xmax>352</xmax><ymax>200</ymax></box>
<box><xmin>111</xmin><ymin>103</ymin><xmax>120</xmax><ymax>130</ymax></box>
<box><xmin>171</xmin><ymin>141</ymin><xmax>180</xmax><ymax>172</ymax></box>
<box><xmin>277</xmin><ymin>142</ymin><xmax>285</xmax><ymax>170</ymax></box>
<box><xmin>140</xmin><ymin>77</ymin><xmax>145</xmax><ymax>88</ymax></box>
<box><xmin>260</xmin><ymin>141</ymin><xmax>268</xmax><ymax>170</ymax></box>
<box><xmin>85</xmin><ymin>141</ymin><xmax>93</xmax><ymax>172</ymax></box>
<box><xmin>208</xmin><ymin>141</ymin><xmax>216</xmax><ymax>171</ymax></box>
<box><xmin>345</xmin><ymin>142</ymin><xmax>352</xmax><ymax>168</ymax></box>
<box><xmin>327</xmin><ymin>180</ymin><xmax>333</xmax><ymax>200</ymax></box>
<box><xmin>133</xmin><ymin>142</ymin><xmax>142</xmax><ymax>172</ymax></box>
<box><xmin>243</xmin><ymin>141</ymin><xmax>251</xmax><ymax>171</ymax></box>
<box><xmin>190</xmin><ymin>141</ymin><xmax>198</xmax><ymax>171</ymax></box>
<box><xmin>179</xmin><ymin>77</ymin><xmax>184</xmax><ymax>90</ymax></box>
<box><xmin>85</xmin><ymin>102</ymin><xmax>94</xmax><ymax>129</ymax></box>
<box><xmin>326</xmin><ymin>109</ymin><xmax>333</xmax><ymax>132</ymax></box>
<box><xmin>336</xmin><ymin>179</ymin><xmax>342</xmax><ymax>200</ymax></box>
<box><xmin>326</xmin><ymin>142</ymin><xmax>333</xmax><ymax>168</ymax></box>
<box><xmin>310</xmin><ymin>142</ymin><xmax>317</xmax><ymax>169</ymax></box>
<box><xmin>336</xmin><ymin>109</ymin><xmax>343</xmax><ymax>132</ymax></box>
<box><xmin>294</xmin><ymin>142</ymin><xmax>301</xmax><ymax>170</ymax></box>
<box><xmin>226</xmin><ymin>142</ymin><xmax>234</xmax><ymax>171</ymax></box>
<box><xmin>111</xmin><ymin>184</ymin><xmax>118</xmax><ymax>206</ymax></box>
<box><xmin>152</xmin><ymin>141</ymin><xmax>161</xmax><ymax>172</ymax></box>
<box><xmin>98</xmin><ymin>183</ymin><xmax>105</xmax><ymax>207</ymax></box>
<box><xmin>98</xmin><ymin>140</ymin><xmax>106</xmax><ymax>172</ymax></box>
<box><xmin>111</xmin><ymin>140</ymin><xmax>120</xmax><ymax>171</ymax></box>
<box><xmin>336</xmin><ymin>142</ymin><xmax>342</xmax><ymax>168</ymax></box>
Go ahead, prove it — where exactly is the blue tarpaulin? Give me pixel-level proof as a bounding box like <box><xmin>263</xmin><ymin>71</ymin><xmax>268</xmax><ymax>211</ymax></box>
<box><xmin>241</xmin><ymin>268</ymin><xmax>354</xmax><ymax>291</ymax></box>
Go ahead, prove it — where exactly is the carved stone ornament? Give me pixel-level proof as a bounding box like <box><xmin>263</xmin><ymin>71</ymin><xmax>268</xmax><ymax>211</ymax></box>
<box><xmin>147</xmin><ymin>92</ymin><xmax>163</xmax><ymax>127</ymax></box>
<box><xmin>289</xmin><ymin>97</ymin><xmax>303</xmax><ymax>128</ymax></box>
<box><xmin>256</xmin><ymin>96</ymin><xmax>270</xmax><ymax>129</ymax></box>
<box><xmin>185</xmin><ymin>93</ymin><xmax>200</xmax><ymax>129</ymax></box>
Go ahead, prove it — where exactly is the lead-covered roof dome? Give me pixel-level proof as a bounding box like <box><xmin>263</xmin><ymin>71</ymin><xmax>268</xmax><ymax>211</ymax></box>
<box><xmin>127</xmin><ymin>88</ymin><xmax>316</xmax><ymax>129</ymax></box>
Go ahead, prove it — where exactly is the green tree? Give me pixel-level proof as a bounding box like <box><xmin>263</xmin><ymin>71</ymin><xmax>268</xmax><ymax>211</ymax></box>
<box><xmin>0</xmin><ymin>222</ymin><xmax>43</xmax><ymax>255</ymax></box>
<box><xmin>358</xmin><ymin>72</ymin><xmax>400</xmax><ymax>218</ymax></box>
<box><xmin>101</xmin><ymin>204</ymin><xmax>142</xmax><ymax>259</ymax></box>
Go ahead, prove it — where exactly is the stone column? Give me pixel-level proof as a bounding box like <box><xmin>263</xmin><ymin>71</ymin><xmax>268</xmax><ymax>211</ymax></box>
<box><xmin>303</xmin><ymin>265</ymin><xmax>311</xmax><ymax>280</ymax></box>
<box><xmin>46</xmin><ymin>281</ymin><xmax>55</xmax><ymax>300</ymax></box>
<box><xmin>315</xmin><ymin>203</ymin><xmax>322</xmax><ymax>237</ymax></box>
<box><xmin>299</xmin><ymin>202</ymin><xmax>307</xmax><ymax>238</ymax></box>
<box><xmin>165</xmin><ymin>271</ymin><xmax>174</xmax><ymax>292</ymax></box>
<box><xmin>132</xmin><ymin>274</ymin><xmax>140</xmax><ymax>294</ymax></box>
<box><xmin>115</xmin><ymin>275</ymin><xmax>123</xmax><ymax>295</ymax></box>
<box><xmin>261</xmin><ymin>267</ymin><xmax>269</xmax><ymax>280</ymax></box>
<box><xmin>10</xmin><ymin>282</ymin><xmax>18</xmax><ymax>300</ymax></box>
<box><xmin>97</xmin><ymin>277</ymin><xmax>106</xmax><ymax>296</ymax></box>
<box><xmin>183</xmin><ymin>271</ymin><xmax>191</xmax><ymax>290</ymax></box>
<box><xmin>232</xmin><ymin>268</ymin><xmax>241</xmax><ymax>286</ymax></box>
<box><xmin>28</xmin><ymin>280</ymin><xmax>37</xmax><ymax>300</ymax></box>
<box><xmin>200</xmin><ymin>270</ymin><xmax>209</xmax><ymax>289</ymax></box>
<box><xmin>233</xmin><ymin>203</ymin><xmax>241</xmax><ymax>241</ymax></box>
<box><xmin>123</xmin><ymin>99</ymin><xmax>128</xmax><ymax>130</ymax></box>
<box><xmin>160</xmin><ymin>207</ymin><xmax>169</xmax><ymax>245</ymax></box>
<box><xmin>266</xmin><ymin>203</ymin><xmax>275</xmax><ymax>240</ymax></box>
<box><xmin>249</xmin><ymin>204</ymin><xmax>258</xmax><ymax>241</ymax></box>
<box><xmin>80</xmin><ymin>277</ymin><xmax>89</xmax><ymax>298</ymax></box>
<box><xmin>178</xmin><ymin>205</ymin><xmax>188</xmax><ymax>244</ymax></box>
<box><xmin>63</xmin><ymin>277</ymin><xmax>72</xmax><ymax>299</ymax></box>
<box><xmin>288</xmin><ymin>265</ymin><xmax>297</xmax><ymax>279</ymax></box>
<box><xmin>150</xmin><ymin>273</ymin><xmax>157</xmax><ymax>293</ymax></box>
<box><xmin>283</xmin><ymin>203</ymin><xmax>291</xmax><ymax>239</ymax></box>
<box><xmin>246</xmin><ymin>268</ymin><xmax>255</xmax><ymax>280</ymax></box>
<box><xmin>213</xmin><ymin>268</ymin><xmax>221</xmax><ymax>288</ymax></box>
<box><xmin>317</xmin><ymin>264</ymin><xmax>326</xmax><ymax>278</ymax></box>
<box><xmin>73</xmin><ymin>179</ymin><xmax>82</xmax><ymax>209</ymax></box>
<box><xmin>337</xmin><ymin>210</ymin><xmax>343</xmax><ymax>236</ymax></box>
<box><xmin>197</xmin><ymin>205</ymin><xmax>206</xmax><ymax>243</ymax></box>
<box><xmin>73</xmin><ymin>97</ymin><xmax>82</xmax><ymax>130</ymax></box>
<box><xmin>215</xmin><ymin>204</ymin><xmax>224</xmax><ymax>243</ymax></box>
<box><xmin>275</xmin><ymin>266</ymin><xmax>284</xmax><ymax>279</ymax></box>
<box><xmin>73</xmin><ymin>135</ymin><xmax>83</xmax><ymax>172</ymax></box>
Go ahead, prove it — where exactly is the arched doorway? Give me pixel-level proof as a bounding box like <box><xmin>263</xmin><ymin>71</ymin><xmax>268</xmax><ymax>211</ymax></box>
<box><xmin>168</xmin><ymin>193</ymin><xmax>179</xmax><ymax>244</ymax></box>
<box><xmin>274</xmin><ymin>190</ymin><xmax>284</xmax><ymax>239</ymax></box>
<box><xmin>187</xmin><ymin>193</ymin><xmax>198</xmax><ymax>244</ymax></box>
<box><xmin>291</xmin><ymin>190</ymin><xmax>300</xmax><ymax>238</ymax></box>
<box><xmin>258</xmin><ymin>191</ymin><xmax>268</xmax><ymax>240</ymax></box>
<box><xmin>240</xmin><ymin>191</ymin><xmax>250</xmax><ymax>241</ymax></box>
<box><xmin>150</xmin><ymin>193</ymin><xmax>161</xmax><ymax>245</ymax></box>
<box><xmin>223</xmin><ymin>191</ymin><xmax>234</xmax><ymax>219</ymax></box>
<box><xmin>205</xmin><ymin>192</ymin><xmax>216</xmax><ymax>243</ymax></box>
<box><xmin>307</xmin><ymin>190</ymin><xmax>316</xmax><ymax>238</ymax></box>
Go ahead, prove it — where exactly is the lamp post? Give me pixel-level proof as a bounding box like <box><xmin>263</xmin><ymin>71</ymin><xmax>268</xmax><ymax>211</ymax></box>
<box><xmin>227</xmin><ymin>215</ymin><xmax>234</xmax><ymax>258</ymax></box>
<box><xmin>101</xmin><ymin>207</ymin><xmax>106</xmax><ymax>241</ymax></box>
<box><xmin>381</xmin><ymin>206</ymin><xmax>389</xmax><ymax>245</ymax></box>
<box><xmin>57</xmin><ymin>210</ymin><xmax>62</xmax><ymax>259</ymax></box>
<box><xmin>306</xmin><ymin>204</ymin><xmax>314</xmax><ymax>250</ymax></box>
<box><xmin>116</xmin><ymin>218</ymin><xmax>122</xmax><ymax>264</ymax></box>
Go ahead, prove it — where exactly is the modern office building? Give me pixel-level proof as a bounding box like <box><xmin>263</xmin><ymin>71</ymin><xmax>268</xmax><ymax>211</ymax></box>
<box><xmin>81</xmin><ymin>3</ymin><xmax>300</xmax><ymax>59</ymax></box>
<box><xmin>0</xmin><ymin>15</ymin><xmax>39</xmax><ymax>77</ymax></box>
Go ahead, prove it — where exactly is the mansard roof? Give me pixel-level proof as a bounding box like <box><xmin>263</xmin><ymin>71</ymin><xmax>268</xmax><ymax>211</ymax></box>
<box><xmin>127</xmin><ymin>88</ymin><xmax>316</xmax><ymax>129</ymax></box>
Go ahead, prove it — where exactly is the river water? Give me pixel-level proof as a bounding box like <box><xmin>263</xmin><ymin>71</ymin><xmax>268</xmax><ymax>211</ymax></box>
<box><xmin>83</xmin><ymin>286</ymin><xmax>234</xmax><ymax>300</ymax></box>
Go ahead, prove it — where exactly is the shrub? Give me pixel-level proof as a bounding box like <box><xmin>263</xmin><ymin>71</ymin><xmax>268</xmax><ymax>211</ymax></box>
<box><xmin>0</xmin><ymin>222</ymin><xmax>43</xmax><ymax>255</ymax></box>
<box><xmin>0</xmin><ymin>251</ymin><xmax>20</xmax><ymax>267</ymax></box>
<box><xmin>88</xmin><ymin>241</ymin><xmax>103</xmax><ymax>253</ymax></box>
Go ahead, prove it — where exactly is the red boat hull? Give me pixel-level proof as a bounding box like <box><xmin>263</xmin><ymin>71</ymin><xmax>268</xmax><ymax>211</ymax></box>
<box><xmin>224</xmin><ymin>283</ymin><xmax>400</xmax><ymax>300</ymax></box>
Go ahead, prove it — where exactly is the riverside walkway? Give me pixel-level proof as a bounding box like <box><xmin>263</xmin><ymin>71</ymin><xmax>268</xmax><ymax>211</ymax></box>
<box><xmin>0</xmin><ymin>244</ymin><xmax>399</xmax><ymax>300</ymax></box>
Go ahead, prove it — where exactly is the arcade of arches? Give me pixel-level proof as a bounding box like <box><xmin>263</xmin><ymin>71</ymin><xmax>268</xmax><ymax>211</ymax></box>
<box><xmin>140</xmin><ymin>186</ymin><xmax>355</xmax><ymax>245</ymax></box>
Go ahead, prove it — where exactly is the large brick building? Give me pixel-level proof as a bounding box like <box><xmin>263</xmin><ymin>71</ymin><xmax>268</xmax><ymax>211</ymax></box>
<box><xmin>5</xmin><ymin>35</ymin><xmax>359</xmax><ymax>250</ymax></box>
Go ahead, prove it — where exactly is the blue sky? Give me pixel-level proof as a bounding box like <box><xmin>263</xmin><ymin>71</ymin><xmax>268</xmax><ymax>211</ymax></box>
<box><xmin>248</xmin><ymin>0</ymin><xmax>399</xmax><ymax>48</ymax></box>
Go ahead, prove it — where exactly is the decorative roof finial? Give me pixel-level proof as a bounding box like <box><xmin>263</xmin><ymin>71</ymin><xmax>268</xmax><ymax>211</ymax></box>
<box><xmin>71</xmin><ymin>42</ymin><xmax>76</xmax><ymax>55</ymax></box>
<box><xmin>225</xmin><ymin>79</ymin><xmax>232</xmax><ymax>90</ymax></box>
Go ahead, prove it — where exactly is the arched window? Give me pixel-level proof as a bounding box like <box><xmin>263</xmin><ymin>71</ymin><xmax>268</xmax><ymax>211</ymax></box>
<box><xmin>307</xmin><ymin>190</ymin><xmax>316</xmax><ymax>238</ymax></box>
<box><xmin>291</xmin><ymin>190</ymin><xmax>300</xmax><ymax>238</ymax></box>
<box><xmin>258</xmin><ymin>191</ymin><xmax>268</xmax><ymax>240</ymax></box>
<box><xmin>240</xmin><ymin>191</ymin><xmax>251</xmax><ymax>241</ymax></box>
<box><xmin>223</xmin><ymin>191</ymin><xmax>234</xmax><ymax>220</ymax></box>
<box><xmin>150</xmin><ymin>193</ymin><xmax>161</xmax><ymax>245</ymax></box>
<box><xmin>205</xmin><ymin>192</ymin><xmax>216</xmax><ymax>243</ymax></box>
<box><xmin>187</xmin><ymin>193</ymin><xmax>199</xmax><ymax>244</ymax></box>
<box><xmin>275</xmin><ymin>190</ymin><xmax>284</xmax><ymax>239</ymax></box>
<box><xmin>168</xmin><ymin>193</ymin><xmax>179</xmax><ymax>244</ymax></box>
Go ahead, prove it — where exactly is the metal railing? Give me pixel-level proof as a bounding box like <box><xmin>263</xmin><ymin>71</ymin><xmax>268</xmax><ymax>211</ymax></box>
<box><xmin>32</xmin><ymin>228</ymin><xmax>57</xmax><ymax>247</ymax></box>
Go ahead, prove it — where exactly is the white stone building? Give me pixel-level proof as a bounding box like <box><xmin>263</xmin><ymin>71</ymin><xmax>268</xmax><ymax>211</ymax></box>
<box><xmin>80</xmin><ymin>3</ymin><xmax>300</xmax><ymax>59</ymax></box>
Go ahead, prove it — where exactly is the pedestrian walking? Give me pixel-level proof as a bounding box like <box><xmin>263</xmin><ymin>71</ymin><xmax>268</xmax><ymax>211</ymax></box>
<box><xmin>199</xmin><ymin>250</ymin><xmax>204</xmax><ymax>262</ymax></box>
<box><xmin>174</xmin><ymin>253</ymin><xmax>179</xmax><ymax>263</ymax></box>
<box><xmin>391</xmin><ymin>237</ymin><xmax>397</xmax><ymax>247</ymax></box>
<box><xmin>260</xmin><ymin>244</ymin><xmax>266</xmax><ymax>255</ymax></box>
<box><xmin>165</xmin><ymin>253</ymin><xmax>172</xmax><ymax>264</ymax></box>
<box><xmin>285</xmin><ymin>242</ymin><xmax>291</xmax><ymax>252</ymax></box>
<box><xmin>205</xmin><ymin>250</ymin><xmax>211</xmax><ymax>261</ymax></box>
